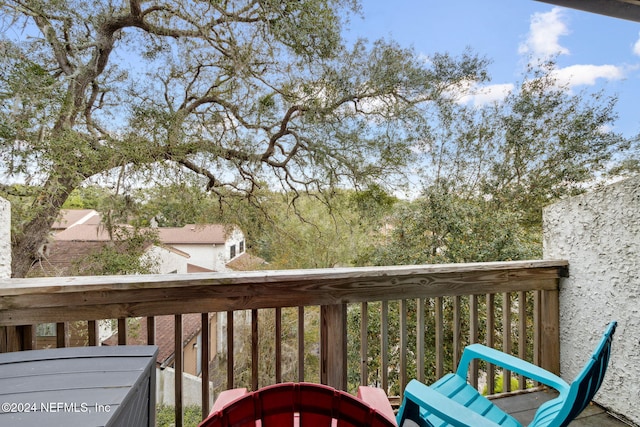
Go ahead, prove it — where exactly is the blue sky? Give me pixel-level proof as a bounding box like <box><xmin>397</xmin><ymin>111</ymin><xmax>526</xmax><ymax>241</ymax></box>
<box><xmin>347</xmin><ymin>0</ymin><xmax>640</xmax><ymax>139</ymax></box>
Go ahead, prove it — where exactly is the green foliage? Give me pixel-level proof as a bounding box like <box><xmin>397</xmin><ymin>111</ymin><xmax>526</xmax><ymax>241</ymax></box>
<box><xmin>63</xmin><ymin>186</ymin><xmax>115</xmax><ymax>210</ymax></box>
<box><xmin>359</xmin><ymin>188</ymin><xmax>539</xmax><ymax>266</ymax></box>
<box><xmin>248</xmin><ymin>189</ymin><xmax>396</xmax><ymax>269</ymax></box>
<box><xmin>70</xmin><ymin>226</ymin><xmax>160</xmax><ymax>276</ymax></box>
<box><xmin>358</xmin><ymin>60</ymin><xmax>634</xmax><ymax>268</ymax></box>
<box><xmin>156</xmin><ymin>404</ymin><xmax>202</xmax><ymax>427</ymax></box>
<box><xmin>482</xmin><ymin>374</ymin><xmax>532</xmax><ymax>396</ymax></box>
<box><xmin>208</xmin><ymin>308</ymin><xmax>321</xmax><ymax>396</ymax></box>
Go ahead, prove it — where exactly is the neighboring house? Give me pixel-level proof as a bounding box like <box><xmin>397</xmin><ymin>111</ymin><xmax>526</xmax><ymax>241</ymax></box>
<box><xmin>156</xmin><ymin>224</ymin><xmax>248</xmax><ymax>272</ymax></box>
<box><xmin>34</xmin><ymin>223</ymin><xmax>190</xmax><ymax>276</ymax></box>
<box><xmin>102</xmin><ymin>314</ymin><xmax>216</xmax><ymax>377</ymax></box>
<box><xmin>32</xmin><ymin>210</ymin><xmax>264</xmax><ymax>373</ymax></box>
<box><xmin>41</xmin><ymin>210</ymin><xmax>258</xmax><ymax>274</ymax></box>
<box><xmin>48</xmin><ymin>210</ymin><xmax>254</xmax><ymax>273</ymax></box>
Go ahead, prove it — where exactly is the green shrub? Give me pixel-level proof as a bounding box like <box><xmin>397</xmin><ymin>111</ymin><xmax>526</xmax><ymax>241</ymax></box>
<box><xmin>156</xmin><ymin>405</ymin><xmax>203</xmax><ymax>427</ymax></box>
<box><xmin>482</xmin><ymin>374</ymin><xmax>526</xmax><ymax>396</ymax></box>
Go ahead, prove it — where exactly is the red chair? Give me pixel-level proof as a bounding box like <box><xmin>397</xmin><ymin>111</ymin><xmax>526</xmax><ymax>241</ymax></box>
<box><xmin>199</xmin><ymin>382</ymin><xmax>397</xmax><ymax>427</ymax></box>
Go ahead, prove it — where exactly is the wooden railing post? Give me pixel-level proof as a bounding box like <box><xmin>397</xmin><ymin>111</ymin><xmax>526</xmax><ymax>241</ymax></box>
<box><xmin>321</xmin><ymin>303</ymin><xmax>347</xmax><ymax>390</ymax></box>
<box><xmin>539</xmin><ymin>289</ymin><xmax>560</xmax><ymax>375</ymax></box>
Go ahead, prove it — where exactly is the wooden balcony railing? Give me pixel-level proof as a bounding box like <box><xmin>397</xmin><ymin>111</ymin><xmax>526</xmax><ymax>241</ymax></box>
<box><xmin>0</xmin><ymin>260</ymin><xmax>567</xmax><ymax>426</ymax></box>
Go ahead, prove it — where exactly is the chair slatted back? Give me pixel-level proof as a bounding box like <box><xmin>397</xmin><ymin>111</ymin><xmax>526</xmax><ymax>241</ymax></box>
<box><xmin>558</xmin><ymin>321</ymin><xmax>616</xmax><ymax>427</ymax></box>
<box><xmin>532</xmin><ymin>321</ymin><xmax>617</xmax><ymax>427</ymax></box>
<box><xmin>200</xmin><ymin>382</ymin><xmax>397</xmax><ymax>427</ymax></box>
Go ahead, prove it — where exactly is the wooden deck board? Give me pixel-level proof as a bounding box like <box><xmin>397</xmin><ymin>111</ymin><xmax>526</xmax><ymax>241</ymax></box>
<box><xmin>491</xmin><ymin>390</ymin><xmax>632</xmax><ymax>426</ymax></box>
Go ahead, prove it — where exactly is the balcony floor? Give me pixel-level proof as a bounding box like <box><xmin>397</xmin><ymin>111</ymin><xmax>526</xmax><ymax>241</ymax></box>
<box><xmin>492</xmin><ymin>389</ymin><xmax>632</xmax><ymax>426</ymax></box>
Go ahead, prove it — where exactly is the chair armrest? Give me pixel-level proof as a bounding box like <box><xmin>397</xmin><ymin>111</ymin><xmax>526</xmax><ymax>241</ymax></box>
<box><xmin>357</xmin><ymin>386</ymin><xmax>397</xmax><ymax>426</ymax></box>
<box><xmin>456</xmin><ymin>344</ymin><xmax>569</xmax><ymax>392</ymax></box>
<box><xmin>398</xmin><ymin>380</ymin><xmax>502</xmax><ymax>427</ymax></box>
<box><xmin>210</xmin><ymin>387</ymin><xmax>248</xmax><ymax>414</ymax></box>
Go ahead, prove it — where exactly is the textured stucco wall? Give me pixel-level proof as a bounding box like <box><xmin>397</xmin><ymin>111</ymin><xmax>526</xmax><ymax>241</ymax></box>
<box><xmin>0</xmin><ymin>197</ymin><xmax>10</xmax><ymax>279</ymax></box>
<box><xmin>543</xmin><ymin>176</ymin><xmax>640</xmax><ymax>425</ymax></box>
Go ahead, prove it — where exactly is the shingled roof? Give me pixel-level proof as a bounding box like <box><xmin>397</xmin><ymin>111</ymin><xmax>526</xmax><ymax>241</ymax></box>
<box><xmin>52</xmin><ymin>209</ymin><xmax>101</xmax><ymax>231</ymax></box>
<box><xmin>156</xmin><ymin>224</ymin><xmax>232</xmax><ymax>245</ymax></box>
<box><xmin>102</xmin><ymin>314</ymin><xmax>208</xmax><ymax>368</ymax></box>
<box><xmin>29</xmin><ymin>241</ymin><xmax>115</xmax><ymax>277</ymax></box>
<box><xmin>54</xmin><ymin>219</ymin><xmax>235</xmax><ymax>246</ymax></box>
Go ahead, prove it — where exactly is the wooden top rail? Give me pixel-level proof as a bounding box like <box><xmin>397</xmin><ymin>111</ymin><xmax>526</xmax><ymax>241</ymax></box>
<box><xmin>0</xmin><ymin>260</ymin><xmax>568</xmax><ymax>326</ymax></box>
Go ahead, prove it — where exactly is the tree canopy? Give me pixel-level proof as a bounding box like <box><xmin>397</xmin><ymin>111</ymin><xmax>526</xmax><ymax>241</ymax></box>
<box><xmin>360</xmin><ymin>61</ymin><xmax>635</xmax><ymax>266</ymax></box>
<box><xmin>0</xmin><ymin>0</ymin><xmax>487</xmax><ymax>277</ymax></box>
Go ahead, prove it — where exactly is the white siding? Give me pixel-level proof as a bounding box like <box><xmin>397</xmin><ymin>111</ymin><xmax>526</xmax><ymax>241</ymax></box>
<box><xmin>224</xmin><ymin>228</ymin><xmax>246</xmax><ymax>264</ymax></box>
<box><xmin>171</xmin><ymin>227</ymin><xmax>245</xmax><ymax>272</ymax></box>
<box><xmin>170</xmin><ymin>244</ymin><xmax>224</xmax><ymax>271</ymax></box>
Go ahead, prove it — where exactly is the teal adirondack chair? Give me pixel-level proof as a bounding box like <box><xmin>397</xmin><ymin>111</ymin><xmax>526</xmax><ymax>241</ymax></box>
<box><xmin>396</xmin><ymin>321</ymin><xmax>617</xmax><ymax>427</ymax></box>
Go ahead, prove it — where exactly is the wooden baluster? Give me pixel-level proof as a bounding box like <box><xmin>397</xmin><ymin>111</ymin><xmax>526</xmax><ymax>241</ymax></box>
<box><xmin>533</xmin><ymin>291</ymin><xmax>541</xmax><ymax>386</ymax></box>
<box><xmin>416</xmin><ymin>298</ymin><xmax>425</xmax><ymax>383</ymax></box>
<box><xmin>503</xmin><ymin>292</ymin><xmax>512</xmax><ymax>392</ymax></box>
<box><xmin>360</xmin><ymin>302</ymin><xmax>368</xmax><ymax>386</ymax></box>
<box><xmin>201</xmin><ymin>313</ymin><xmax>210</xmax><ymax>419</ymax></box>
<box><xmin>226</xmin><ymin>311</ymin><xmax>234</xmax><ymax>389</ymax></box>
<box><xmin>469</xmin><ymin>295</ymin><xmax>478</xmax><ymax>389</ymax></box>
<box><xmin>381</xmin><ymin>300</ymin><xmax>388</xmax><ymax>394</ymax></box>
<box><xmin>88</xmin><ymin>321</ymin><xmax>99</xmax><ymax>346</ymax></box>
<box><xmin>400</xmin><ymin>300</ymin><xmax>407</xmax><ymax>395</ymax></box>
<box><xmin>453</xmin><ymin>296</ymin><xmax>461</xmax><ymax>371</ymax></box>
<box><xmin>435</xmin><ymin>296</ymin><xmax>444</xmax><ymax>379</ymax></box>
<box><xmin>518</xmin><ymin>291</ymin><xmax>527</xmax><ymax>390</ymax></box>
<box><xmin>0</xmin><ymin>327</ymin><xmax>7</xmax><ymax>353</ymax></box>
<box><xmin>486</xmin><ymin>294</ymin><xmax>495</xmax><ymax>395</ymax></box>
<box><xmin>298</xmin><ymin>306</ymin><xmax>304</xmax><ymax>382</ymax></box>
<box><xmin>57</xmin><ymin>322</ymin><xmax>68</xmax><ymax>348</ymax></box>
<box><xmin>251</xmin><ymin>309</ymin><xmax>259</xmax><ymax>390</ymax></box>
<box><xmin>147</xmin><ymin>317</ymin><xmax>156</xmax><ymax>346</ymax></box>
<box><xmin>117</xmin><ymin>319</ymin><xmax>127</xmax><ymax>345</ymax></box>
<box><xmin>275</xmin><ymin>307</ymin><xmax>282</xmax><ymax>384</ymax></box>
<box><xmin>21</xmin><ymin>326</ymin><xmax>35</xmax><ymax>350</ymax></box>
<box><xmin>175</xmin><ymin>314</ymin><xmax>183</xmax><ymax>427</ymax></box>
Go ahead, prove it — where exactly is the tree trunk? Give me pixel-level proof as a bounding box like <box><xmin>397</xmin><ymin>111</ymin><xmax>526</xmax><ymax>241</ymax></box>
<box><xmin>11</xmin><ymin>176</ymin><xmax>78</xmax><ymax>278</ymax></box>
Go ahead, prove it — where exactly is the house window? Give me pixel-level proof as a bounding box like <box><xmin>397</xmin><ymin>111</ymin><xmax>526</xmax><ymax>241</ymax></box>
<box><xmin>230</xmin><ymin>244</ymin><xmax>236</xmax><ymax>259</ymax></box>
<box><xmin>239</xmin><ymin>241</ymin><xmax>244</xmax><ymax>253</ymax></box>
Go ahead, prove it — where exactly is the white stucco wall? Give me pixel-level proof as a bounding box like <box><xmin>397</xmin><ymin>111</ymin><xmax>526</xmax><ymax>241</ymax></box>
<box><xmin>156</xmin><ymin>367</ymin><xmax>214</xmax><ymax>408</ymax></box>
<box><xmin>142</xmin><ymin>246</ymin><xmax>189</xmax><ymax>274</ymax></box>
<box><xmin>0</xmin><ymin>197</ymin><xmax>10</xmax><ymax>279</ymax></box>
<box><xmin>543</xmin><ymin>176</ymin><xmax>640</xmax><ymax>425</ymax></box>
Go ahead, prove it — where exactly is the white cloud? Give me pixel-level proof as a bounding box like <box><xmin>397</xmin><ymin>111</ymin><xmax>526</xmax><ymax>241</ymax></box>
<box><xmin>459</xmin><ymin>83</ymin><xmax>515</xmax><ymax>107</ymax></box>
<box><xmin>448</xmin><ymin>80</ymin><xmax>514</xmax><ymax>107</ymax></box>
<box><xmin>519</xmin><ymin>7</ymin><xmax>570</xmax><ymax>59</ymax></box>
<box><xmin>550</xmin><ymin>64</ymin><xmax>624</xmax><ymax>89</ymax></box>
<box><xmin>633</xmin><ymin>32</ymin><xmax>640</xmax><ymax>56</ymax></box>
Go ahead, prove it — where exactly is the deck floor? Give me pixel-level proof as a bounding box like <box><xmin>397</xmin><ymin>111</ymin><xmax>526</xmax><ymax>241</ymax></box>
<box><xmin>491</xmin><ymin>389</ymin><xmax>633</xmax><ymax>426</ymax></box>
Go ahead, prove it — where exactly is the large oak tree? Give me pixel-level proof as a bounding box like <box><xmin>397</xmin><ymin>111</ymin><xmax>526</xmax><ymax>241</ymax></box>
<box><xmin>0</xmin><ymin>0</ymin><xmax>487</xmax><ymax>277</ymax></box>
